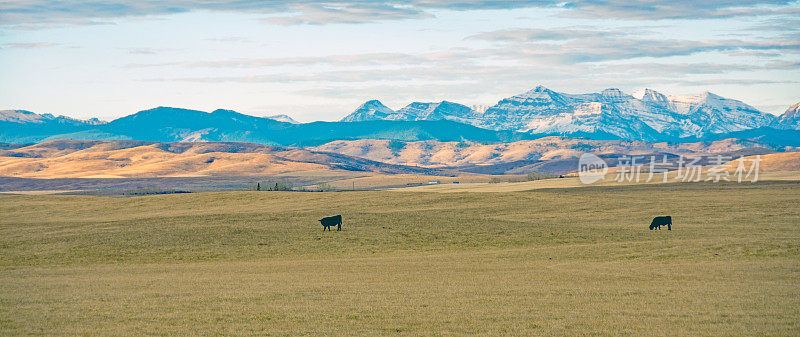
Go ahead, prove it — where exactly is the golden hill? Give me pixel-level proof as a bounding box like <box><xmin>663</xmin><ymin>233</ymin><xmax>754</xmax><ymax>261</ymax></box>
<box><xmin>724</xmin><ymin>151</ymin><xmax>800</xmax><ymax>172</ymax></box>
<box><xmin>308</xmin><ymin>137</ymin><xmax>769</xmax><ymax>168</ymax></box>
<box><xmin>0</xmin><ymin>140</ymin><xmax>438</xmax><ymax>179</ymax></box>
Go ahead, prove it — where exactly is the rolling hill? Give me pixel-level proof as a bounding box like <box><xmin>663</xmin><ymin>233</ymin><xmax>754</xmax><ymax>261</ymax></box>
<box><xmin>308</xmin><ymin>137</ymin><xmax>773</xmax><ymax>168</ymax></box>
<box><xmin>0</xmin><ymin>140</ymin><xmax>442</xmax><ymax>179</ymax></box>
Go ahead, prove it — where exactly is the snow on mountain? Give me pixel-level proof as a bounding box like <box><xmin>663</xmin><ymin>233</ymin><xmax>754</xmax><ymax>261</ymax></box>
<box><xmin>340</xmin><ymin>100</ymin><xmax>476</xmax><ymax>123</ymax></box>
<box><xmin>471</xmin><ymin>105</ymin><xmax>489</xmax><ymax>114</ymax></box>
<box><xmin>522</xmin><ymin>102</ymin><xmax>664</xmax><ymax>141</ymax></box>
<box><xmin>395</xmin><ymin>101</ymin><xmax>476</xmax><ymax>123</ymax></box>
<box><xmin>632</xmin><ymin>88</ymin><xmax>670</xmax><ymax>108</ymax></box>
<box><xmin>771</xmin><ymin>102</ymin><xmax>800</xmax><ymax>130</ymax></box>
<box><xmin>266</xmin><ymin>114</ymin><xmax>299</xmax><ymax>124</ymax></box>
<box><xmin>666</xmin><ymin>92</ymin><xmax>774</xmax><ymax>133</ymax></box>
<box><xmin>0</xmin><ymin>110</ymin><xmax>51</xmax><ymax>123</ymax></box>
<box><xmin>0</xmin><ymin>109</ymin><xmax>105</xmax><ymax>125</ymax></box>
<box><xmin>474</xmin><ymin>86</ymin><xmax>694</xmax><ymax>140</ymax></box>
<box><xmin>340</xmin><ymin>100</ymin><xmax>399</xmax><ymax>122</ymax></box>
<box><xmin>339</xmin><ymin>86</ymin><xmax>777</xmax><ymax>141</ymax></box>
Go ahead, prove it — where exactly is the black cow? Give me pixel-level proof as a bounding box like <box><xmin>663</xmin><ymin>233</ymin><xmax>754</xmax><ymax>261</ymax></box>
<box><xmin>649</xmin><ymin>216</ymin><xmax>672</xmax><ymax>230</ymax></box>
<box><xmin>319</xmin><ymin>215</ymin><xmax>342</xmax><ymax>231</ymax></box>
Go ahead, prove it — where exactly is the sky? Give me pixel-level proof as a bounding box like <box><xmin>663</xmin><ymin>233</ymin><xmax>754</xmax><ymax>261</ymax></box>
<box><xmin>0</xmin><ymin>1</ymin><xmax>799</xmax><ymax>122</ymax></box>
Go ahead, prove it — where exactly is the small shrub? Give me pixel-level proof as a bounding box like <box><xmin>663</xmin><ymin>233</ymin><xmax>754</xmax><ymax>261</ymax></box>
<box><xmin>316</xmin><ymin>182</ymin><xmax>334</xmax><ymax>192</ymax></box>
<box><xmin>387</xmin><ymin>140</ymin><xmax>406</xmax><ymax>152</ymax></box>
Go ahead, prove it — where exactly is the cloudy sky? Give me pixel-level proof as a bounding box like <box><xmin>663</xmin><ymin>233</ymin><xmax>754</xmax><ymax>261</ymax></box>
<box><xmin>1</xmin><ymin>1</ymin><xmax>799</xmax><ymax>122</ymax></box>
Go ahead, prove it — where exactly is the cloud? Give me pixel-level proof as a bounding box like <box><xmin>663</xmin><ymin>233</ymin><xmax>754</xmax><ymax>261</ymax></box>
<box><xmin>127</xmin><ymin>47</ymin><xmax>157</xmax><ymax>55</ymax></box>
<box><xmin>763</xmin><ymin>60</ymin><xmax>800</xmax><ymax>69</ymax></box>
<box><xmin>467</xmin><ymin>28</ymin><xmax>618</xmax><ymax>42</ymax></box>
<box><xmin>464</xmin><ymin>27</ymin><xmax>800</xmax><ymax>63</ymax></box>
<box><xmin>126</xmin><ymin>30</ymin><xmax>800</xmax><ymax>73</ymax></box>
<box><xmin>2</xmin><ymin>42</ymin><xmax>58</xmax><ymax>48</ymax></box>
<box><xmin>140</xmin><ymin>59</ymin><xmax>781</xmax><ymax>86</ymax></box>
<box><xmin>1</xmin><ymin>0</ymin><xmax>797</xmax><ymax>27</ymax></box>
<box><xmin>204</xmin><ymin>36</ymin><xmax>253</xmax><ymax>43</ymax></box>
<box><xmin>264</xmin><ymin>3</ymin><xmax>433</xmax><ymax>25</ymax></box>
<box><xmin>187</xmin><ymin>53</ymin><xmax>429</xmax><ymax>68</ymax></box>
<box><xmin>561</xmin><ymin>0</ymin><xmax>800</xmax><ymax>20</ymax></box>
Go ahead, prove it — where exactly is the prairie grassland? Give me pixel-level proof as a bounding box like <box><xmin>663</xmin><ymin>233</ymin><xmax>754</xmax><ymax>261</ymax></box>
<box><xmin>1</xmin><ymin>181</ymin><xmax>799</xmax><ymax>335</ymax></box>
<box><xmin>309</xmin><ymin>173</ymin><xmax>522</xmax><ymax>191</ymax></box>
<box><xmin>394</xmin><ymin>170</ymin><xmax>800</xmax><ymax>193</ymax></box>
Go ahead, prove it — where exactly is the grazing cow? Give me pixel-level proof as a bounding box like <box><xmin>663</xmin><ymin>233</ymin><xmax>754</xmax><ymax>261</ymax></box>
<box><xmin>319</xmin><ymin>215</ymin><xmax>342</xmax><ymax>231</ymax></box>
<box><xmin>649</xmin><ymin>216</ymin><xmax>672</xmax><ymax>230</ymax></box>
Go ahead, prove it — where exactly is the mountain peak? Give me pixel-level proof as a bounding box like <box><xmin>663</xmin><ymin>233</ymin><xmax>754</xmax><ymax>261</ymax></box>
<box><xmin>632</xmin><ymin>88</ymin><xmax>669</xmax><ymax>104</ymax></box>
<box><xmin>141</xmin><ymin>106</ymin><xmax>205</xmax><ymax>114</ymax></box>
<box><xmin>787</xmin><ymin>101</ymin><xmax>800</xmax><ymax>113</ymax></box>
<box><xmin>266</xmin><ymin>114</ymin><xmax>299</xmax><ymax>124</ymax></box>
<box><xmin>211</xmin><ymin>109</ymin><xmax>241</xmax><ymax>115</ymax></box>
<box><xmin>772</xmin><ymin>101</ymin><xmax>800</xmax><ymax>130</ymax></box>
<box><xmin>528</xmin><ymin>85</ymin><xmax>554</xmax><ymax>94</ymax></box>
<box><xmin>519</xmin><ymin>85</ymin><xmax>562</xmax><ymax>100</ymax></box>
<box><xmin>0</xmin><ymin>110</ymin><xmax>49</xmax><ymax>123</ymax></box>
<box><xmin>0</xmin><ymin>109</ymin><xmax>105</xmax><ymax>125</ymax></box>
<box><xmin>361</xmin><ymin>99</ymin><xmax>387</xmax><ymax>108</ymax></box>
<box><xmin>341</xmin><ymin>99</ymin><xmax>396</xmax><ymax>122</ymax></box>
<box><xmin>601</xmin><ymin>88</ymin><xmax>625</xmax><ymax>97</ymax></box>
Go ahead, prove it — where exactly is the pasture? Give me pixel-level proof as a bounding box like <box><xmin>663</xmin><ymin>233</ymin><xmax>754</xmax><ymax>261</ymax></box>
<box><xmin>1</xmin><ymin>181</ymin><xmax>799</xmax><ymax>335</ymax></box>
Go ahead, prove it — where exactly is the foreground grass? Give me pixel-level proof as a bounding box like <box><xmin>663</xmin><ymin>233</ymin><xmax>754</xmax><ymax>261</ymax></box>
<box><xmin>1</xmin><ymin>181</ymin><xmax>799</xmax><ymax>335</ymax></box>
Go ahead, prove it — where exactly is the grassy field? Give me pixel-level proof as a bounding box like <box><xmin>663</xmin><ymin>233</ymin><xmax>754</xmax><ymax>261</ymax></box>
<box><xmin>1</xmin><ymin>181</ymin><xmax>799</xmax><ymax>335</ymax></box>
<box><xmin>392</xmin><ymin>171</ymin><xmax>800</xmax><ymax>193</ymax></box>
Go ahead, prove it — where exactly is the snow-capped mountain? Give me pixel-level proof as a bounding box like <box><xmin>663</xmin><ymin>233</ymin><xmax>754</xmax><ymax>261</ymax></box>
<box><xmin>664</xmin><ymin>92</ymin><xmax>774</xmax><ymax>134</ymax></box>
<box><xmin>772</xmin><ymin>102</ymin><xmax>800</xmax><ymax>130</ymax></box>
<box><xmin>339</xmin><ymin>86</ymin><xmax>779</xmax><ymax>141</ymax></box>
<box><xmin>340</xmin><ymin>100</ymin><xmax>476</xmax><ymax>123</ymax></box>
<box><xmin>266</xmin><ymin>114</ymin><xmax>300</xmax><ymax>124</ymax></box>
<box><xmin>0</xmin><ymin>110</ymin><xmax>104</xmax><ymax>125</ymax></box>
<box><xmin>340</xmin><ymin>100</ymin><xmax>398</xmax><ymax>122</ymax></box>
<box><xmin>0</xmin><ymin>110</ymin><xmax>107</xmax><ymax>143</ymax></box>
<box><xmin>477</xmin><ymin>86</ymin><xmax>775</xmax><ymax>140</ymax></box>
<box><xmin>395</xmin><ymin>101</ymin><xmax>476</xmax><ymax>123</ymax></box>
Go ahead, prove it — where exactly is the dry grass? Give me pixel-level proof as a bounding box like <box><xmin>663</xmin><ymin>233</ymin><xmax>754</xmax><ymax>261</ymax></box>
<box><xmin>307</xmin><ymin>174</ymin><xmax>522</xmax><ymax>190</ymax></box>
<box><xmin>395</xmin><ymin>171</ymin><xmax>799</xmax><ymax>192</ymax></box>
<box><xmin>729</xmin><ymin>152</ymin><xmax>800</xmax><ymax>172</ymax></box>
<box><xmin>1</xmin><ymin>182</ymin><xmax>799</xmax><ymax>335</ymax></box>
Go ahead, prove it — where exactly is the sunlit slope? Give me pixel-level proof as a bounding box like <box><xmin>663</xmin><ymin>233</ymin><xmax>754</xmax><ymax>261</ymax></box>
<box><xmin>725</xmin><ymin>151</ymin><xmax>800</xmax><ymax>172</ymax></box>
<box><xmin>0</xmin><ymin>140</ymin><xmax>438</xmax><ymax>178</ymax></box>
<box><xmin>309</xmin><ymin>137</ymin><xmax>770</xmax><ymax>168</ymax></box>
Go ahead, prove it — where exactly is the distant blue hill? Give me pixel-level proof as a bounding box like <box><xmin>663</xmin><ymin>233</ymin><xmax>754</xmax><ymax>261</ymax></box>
<box><xmin>2</xmin><ymin>107</ymin><xmax>798</xmax><ymax>147</ymax></box>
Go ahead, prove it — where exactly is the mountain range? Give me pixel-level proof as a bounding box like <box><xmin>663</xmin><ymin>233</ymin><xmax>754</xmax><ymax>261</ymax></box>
<box><xmin>0</xmin><ymin>107</ymin><xmax>534</xmax><ymax>146</ymax></box>
<box><xmin>340</xmin><ymin>86</ymin><xmax>798</xmax><ymax>141</ymax></box>
<box><xmin>1</xmin><ymin>87</ymin><xmax>798</xmax><ymax>148</ymax></box>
